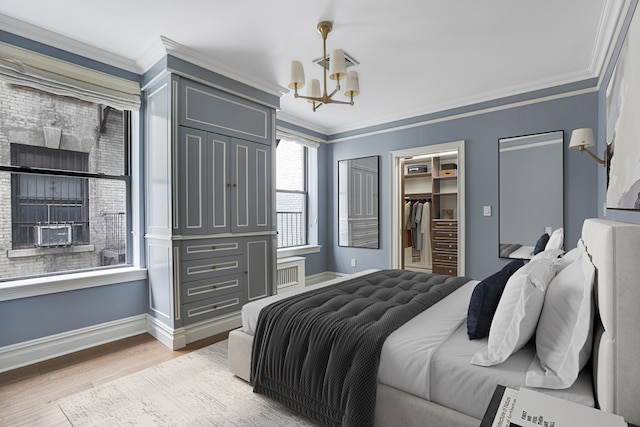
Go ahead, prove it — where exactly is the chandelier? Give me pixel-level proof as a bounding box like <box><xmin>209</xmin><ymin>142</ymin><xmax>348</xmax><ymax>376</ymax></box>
<box><xmin>288</xmin><ymin>21</ymin><xmax>360</xmax><ymax>112</ymax></box>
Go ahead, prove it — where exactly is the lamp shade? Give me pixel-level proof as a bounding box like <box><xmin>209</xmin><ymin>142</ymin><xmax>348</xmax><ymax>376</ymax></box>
<box><xmin>289</xmin><ymin>61</ymin><xmax>305</xmax><ymax>90</ymax></box>
<box><xmin>329</xmin><ymin>49</ymin><xmax>347</xmax><ymax>81</ymax></box>
<box><xmin>344</xmin><ymin>71</ymin><xmax>360</xmax><ymax>97</ymax></box>
<box><xmin>307</xmin><ymin>79</ymin><xmax>321</xmax><ymax>102</ymax></box>
<box><xmin>569</xmin><ymin>128</ymin><xmax>595</xmax><ymax>149</ymax></box>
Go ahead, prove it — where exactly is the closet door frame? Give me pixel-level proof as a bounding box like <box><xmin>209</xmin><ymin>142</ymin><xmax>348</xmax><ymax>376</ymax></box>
<box><xmin>389</xmin><ymin>140</ymin><xmax>466</xmax><ymax>275</ymax></box>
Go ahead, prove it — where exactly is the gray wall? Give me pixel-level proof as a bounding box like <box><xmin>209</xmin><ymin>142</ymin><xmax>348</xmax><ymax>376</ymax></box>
<box><xmin>323</xmin><ymin>90</ymin><xmax>599</xmax><ymax>281</ymax></box>
<box><xmin>0</xmin><ymin>281</ymin><xmax>147</xmax><ymax>347</ymax></box>
<box><xmin>0</xmin><ymin>32</ymin><xmax>148</xmax><ymax>348</ymax></box>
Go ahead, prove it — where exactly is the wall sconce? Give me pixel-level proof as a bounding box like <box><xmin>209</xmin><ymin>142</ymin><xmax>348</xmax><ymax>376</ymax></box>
<box><xmin>568</xmin><ymin>128</ymin><xmax>605</xmax><ymax>165</ymax></box>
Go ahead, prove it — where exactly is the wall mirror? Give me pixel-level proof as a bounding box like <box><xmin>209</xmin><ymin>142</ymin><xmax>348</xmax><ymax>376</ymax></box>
<box><xmin>338</xmin><ymin>155</ymin><xmax>379</xmax><ymax>248</ymax></box>
<box><xmin>499</xmin><ymin>131</ymin><xmax>564</xmax><ymax>259</ymax></box>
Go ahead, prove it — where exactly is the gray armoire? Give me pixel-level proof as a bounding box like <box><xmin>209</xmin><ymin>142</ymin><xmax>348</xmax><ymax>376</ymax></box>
<box><xmin>143</xmin><ymin>60</ymin><xmax>279</xmax><ymax>349</ymax></box>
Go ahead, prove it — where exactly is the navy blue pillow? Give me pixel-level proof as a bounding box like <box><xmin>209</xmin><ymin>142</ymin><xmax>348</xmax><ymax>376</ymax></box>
<box><xmin>467</xmin><ymin>259</ymin><xmax>525</xmax><ymax>340</ymax></box>
<box><xmin>533</xmin><ymin>233</ymin><xmax>550</xmax><ymax>255</ymax></box>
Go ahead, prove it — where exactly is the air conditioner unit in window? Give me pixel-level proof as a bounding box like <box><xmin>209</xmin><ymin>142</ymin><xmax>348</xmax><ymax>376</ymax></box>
<box><xmin>35</xmin><ymin>224</ymin><xmax>72</xmax><ymax>247</ymax></box>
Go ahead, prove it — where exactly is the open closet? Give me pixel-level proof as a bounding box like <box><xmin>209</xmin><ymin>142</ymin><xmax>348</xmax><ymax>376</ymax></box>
<box><xmin>400</xmin><ymin>149</ymin><xmax>460</xmax><ymax>275</ymax></box>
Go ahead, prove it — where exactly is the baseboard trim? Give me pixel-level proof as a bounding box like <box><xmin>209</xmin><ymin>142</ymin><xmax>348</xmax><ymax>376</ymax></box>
<box><xmin>305</xmin><ymin>271</ymin><xmax>345</xmax><ymax>286</ymax></box>
<box><xmin>146</xmin><ymin>315</ymin><xmax>186</xmax><ymax>350</ymax></box>
<box><xmin>146</xmin><ymin>312</ymin><xmax>242</xmax><ymax>350</ymax></box>
<box><xmin>0</xmin><ymin>314</ymin><xmax>147</xmax><ymax>373</ymax></box>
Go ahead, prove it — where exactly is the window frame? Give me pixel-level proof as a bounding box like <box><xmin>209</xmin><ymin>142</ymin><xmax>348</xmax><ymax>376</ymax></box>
<box><xmin>0</xmin><ymin>111</ymin><xmax>133</xmax><ymax>271</ymax></box>
<box><xmin>276</xmin><ymin>139</ymin><xmax>309</xmax><ymax>249</ymax></box>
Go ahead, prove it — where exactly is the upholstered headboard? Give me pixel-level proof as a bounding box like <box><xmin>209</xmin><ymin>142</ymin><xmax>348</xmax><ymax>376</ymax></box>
<box><xmin>582</xmin><ymin>219</ymin><xmax>640</xmax><ymax>426</ymax></box>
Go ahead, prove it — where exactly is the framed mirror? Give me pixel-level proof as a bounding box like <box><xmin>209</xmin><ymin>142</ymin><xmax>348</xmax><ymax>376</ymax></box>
<box><xmin>499</xmin><ymin>131</ymin><xmax>564</xmax><ymax>259</ymax></box>
<box><xmin>338</xmin><ymin>156</ymin><xmax>379</xmax><ymax>248</ymax></box>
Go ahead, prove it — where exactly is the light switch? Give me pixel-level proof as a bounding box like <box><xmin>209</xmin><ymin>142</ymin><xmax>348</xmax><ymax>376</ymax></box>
<box><xmin>483</xmin><ymin>206</ymin><xmax>491</xmax><ymax>217</ymax></box>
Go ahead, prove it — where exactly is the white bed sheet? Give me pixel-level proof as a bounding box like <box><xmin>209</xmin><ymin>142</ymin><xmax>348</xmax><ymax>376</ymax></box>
<box><xmin>429</xmin><ymin>323</ymin><xmax>595</xmax><ymax>419</ymax></box>
<box><xmin>240</xmin><ymin>269</ymin><xmax>595</xmax><ymax>419</ymax></box>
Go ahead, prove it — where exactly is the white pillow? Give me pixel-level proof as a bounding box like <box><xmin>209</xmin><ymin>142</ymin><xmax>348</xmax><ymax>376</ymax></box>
<box><xmin>531</xmin><ymin>247</ymin><xmax>564</xmax><ymax>261</ymax></box>
<box><xmin>545</xmin><ymin>227</ymin><xmax>564</xmax><ymax>251</ymax></box>
<box><xmin>526</xmin><ymin>240</ymin><xmax>595</xmax><ymax>389</ymax></box>
<box><xmin>554</xmin><ymin>243</ymin><xmax>580</xmax><ymax>272</ymax></box>
<box><xmin>470</xmin><ymin>257</ymin><xmax>556</xmax><ymax>366</ymax></box>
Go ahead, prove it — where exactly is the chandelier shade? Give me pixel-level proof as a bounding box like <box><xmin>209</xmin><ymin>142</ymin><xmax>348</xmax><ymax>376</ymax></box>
<box><xmin>288</xmin><ymin>21</ymin><xmax>360</xmax><ymax>112</ymax></box>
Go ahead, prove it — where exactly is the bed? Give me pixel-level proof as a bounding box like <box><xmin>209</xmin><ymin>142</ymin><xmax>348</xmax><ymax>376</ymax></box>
<box><xmin>228</xmin><ymin>218</ymin><xmax>640</xmax><ymax>426</ymax></box>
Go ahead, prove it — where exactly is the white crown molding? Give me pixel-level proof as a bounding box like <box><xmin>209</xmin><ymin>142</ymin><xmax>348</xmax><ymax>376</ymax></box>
<box><xmin>322</xmin><ymin>67</ymin><xmax>599</xmax><ymax>136</ymax></box>
<box><xmin>276</xmin><ymin>111</ymin><xmax>329</xmax><ymax>135</ymax></box>
<box><xmin>0</xmin><ymin>13</ymin><xmax>140</xmax><ymax>74</ymax></box>
<box><xmin>590</xmin><ymin>0</ymin><xmax>626</xmax><ymax>76</ymax></box>
<box><xmin>328</xmin><ymin>86</ymin><xmax>597</xmax><ymax>144</ymax></box>
<box><xmin>138</xmin><ymin>36</ymin><xmax>288</xmax><ymax>98</ymax></box>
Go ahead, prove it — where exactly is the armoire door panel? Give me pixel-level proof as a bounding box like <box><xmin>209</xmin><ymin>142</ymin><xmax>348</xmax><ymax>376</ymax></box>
<box><xmin>179</xmin><ymin>127</ymin><xmax>206</xmax><ymax>234</ymax></box>
<box><xmin>209</xmin><ymin>134</ymin><xmax>231</xmax><ymax>234</ymax></box>
<box><xmin>232</xmin><ymin>142</ymin><xmax>250</xmax><ymax>232</ymax></box>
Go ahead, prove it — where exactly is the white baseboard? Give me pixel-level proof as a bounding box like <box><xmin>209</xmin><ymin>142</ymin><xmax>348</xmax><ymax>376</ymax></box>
<box><xmin>0</xmin><ymin>314</ymin><xmax>147</xmax><ymax>373</ymax></box>
<box><xmin>305</xmin><ymin>271</ymin><xmax>345</xmax><ymax>286</ymax></box>
<box><xmin>146</xmin><ymin>312</ymin><xmax>242</xmax><ymax>350</ymax></box>
<box><xmin>0</xmin><ymin>272</ymin><xmax>347</xmax><ymax>373</ymax></box>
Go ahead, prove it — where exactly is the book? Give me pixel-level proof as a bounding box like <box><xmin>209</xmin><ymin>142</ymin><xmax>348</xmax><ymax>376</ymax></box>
<box><xmin>481</xmin><ymin>385</ymin><xmax>628</xmax><ymax>427</ymax></box>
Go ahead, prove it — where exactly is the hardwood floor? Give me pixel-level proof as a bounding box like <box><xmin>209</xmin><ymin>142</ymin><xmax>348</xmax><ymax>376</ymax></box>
<box><xmin>0</xmin><ymin>332</ymin><xmax>229</xmax><ymax>426</ymax></box>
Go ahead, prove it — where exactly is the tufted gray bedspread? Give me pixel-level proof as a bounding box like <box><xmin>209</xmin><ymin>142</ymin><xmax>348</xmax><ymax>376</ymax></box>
<box><xmin>251</xmin><ymin>269</ymin><xmax>469</xmax><ymax>427</ymax></box>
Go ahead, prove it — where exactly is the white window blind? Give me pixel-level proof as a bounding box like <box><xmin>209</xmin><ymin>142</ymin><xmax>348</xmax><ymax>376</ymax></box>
<box><xmin>0</xmin><ymin>41</ymin><xmax>140</xmax><ymax>110</ymax></box>
<box><xmin>277</xmin><ymin>128</ymin><xmax>322</xmax><ymax>149</ymax></box>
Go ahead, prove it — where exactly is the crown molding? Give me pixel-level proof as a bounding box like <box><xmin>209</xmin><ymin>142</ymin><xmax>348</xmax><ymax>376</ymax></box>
<box><xmin>590</xmin><ymin>0</ymin><xmax>626</xmax><ymax>76</ymax></box>
<box><xmin>137</xmin><ymin>36</ymin><xmax>287</xmax><ymax>98</ymax></box>
<box><xmin>0</xmin><ymin>13</ymin><xmax>140</xmax><ymax>73</ymax></box>
<box><xmin>276</xmin><ymin>111</ymin><xmax>329</xmax><ymax>135</ymax></box>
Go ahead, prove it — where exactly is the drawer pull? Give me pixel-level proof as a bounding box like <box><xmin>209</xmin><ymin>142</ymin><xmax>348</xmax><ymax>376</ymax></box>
<box><xmin>211</xmin><ymin>266</ymin><xmax>217</xmax><ymax>270</ymax></box>
<box><xmin>212</xmin><ymin>285</ymin><xmax>217</xmax><ymax>290</ymax></box>
<box><xmin>211</xmin><ymin>246</ymin><xmax>216</xmax><ymax>250</ymax></box>
<box><xmin>213</xmin><ymin>305</ymin><xmax>217</xmax><ymax>309</ymax></box>
<box><xmin>449</xmin><ymin>233</ymin><xmax>452</xmax><ymax>237</ymax></box>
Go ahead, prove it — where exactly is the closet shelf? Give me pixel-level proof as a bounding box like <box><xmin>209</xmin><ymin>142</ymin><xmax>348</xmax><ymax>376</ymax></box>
<box><xmin>404</xmin><ymin>172</ymin><xmax>431</xmax><ymax>178</ymax></box>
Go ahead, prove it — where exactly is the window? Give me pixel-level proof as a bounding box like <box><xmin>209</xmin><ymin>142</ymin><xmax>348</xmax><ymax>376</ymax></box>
<box><xmin>0</xmin><ymin>81</ymin><xmax>131</xmax><ymax>281</ymax></box>
<box><xmin>276</xmin><ymin>139</ymin><xmax>307</xmax><ymax>248</ymax></box>
<box><xmin>11</xmin><ymin>145</ymin><xmax>90</xmax><ymax>248</ymax></box>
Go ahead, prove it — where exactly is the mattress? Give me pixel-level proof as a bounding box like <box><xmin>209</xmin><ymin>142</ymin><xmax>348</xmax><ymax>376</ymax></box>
<box><xmin>430</xmin><ymin>324</ymin><xmax>595</xmax><ymax>419</ymax></box>
<box><xmin>241</xmin><ymin>270</ymin><xmax>595</xmax><ymax>419</ymax></box>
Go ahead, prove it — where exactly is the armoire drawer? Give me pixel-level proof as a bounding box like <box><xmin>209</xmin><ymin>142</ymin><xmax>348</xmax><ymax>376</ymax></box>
<box><xmin>180</xmin><ymin>254</ymin><xmax>243</xmax><ymax>283</ymax></box>
<box><xmin>181</xmin><ymin>272</ymin><xmax>243</xmax><ymax>304</ymax></box>
<box><xmin>181</xmin><ymin>238</ymin><xmax>242</xmax><ymax>261</ymax></box>
<box><xmin>182</xmin><ymin>292</ymin><xmax>242</xmax><ymax>325</ymax></box>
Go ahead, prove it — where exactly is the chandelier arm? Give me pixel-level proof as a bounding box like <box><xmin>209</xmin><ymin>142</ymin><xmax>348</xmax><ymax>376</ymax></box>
<box><xmin>295</xmin><ymin>94</ymin><xmax>324</xmax><ymax>102</ymax></box>
<box><xmin>324</xmin><ymin>99</ymin><xmax>352</xmax><ymax>106</ymax></box>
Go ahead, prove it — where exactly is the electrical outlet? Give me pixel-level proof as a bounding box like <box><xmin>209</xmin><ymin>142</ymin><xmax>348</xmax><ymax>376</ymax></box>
<box><xmin>545</xmin><ymin>226</ymin><xmax>552</xmax><ymax>235</ymax></box>
<box><xmin>351</xmin><ymin>258</ymin><xmax>357</xmax><ymax>268</ymax></box>
<box><xmin>483</xmin><ymin>206</ymin><xmax>491</xmax><ymax>217</ymax></box>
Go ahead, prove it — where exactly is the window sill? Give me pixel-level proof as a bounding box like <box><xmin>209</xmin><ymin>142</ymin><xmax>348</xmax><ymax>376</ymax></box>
<box><xmin>7</xmin><ymin>244</ymin><xmax>95</xmax><ymax>259</ymax></box>
<box><xmin>277</xmin><ymin>245</ymin><xmax>322</xmax><ymax>258</ymax></box>
<box><xmin>0</xmin><ymin>266</ymin><xmax>148</xmax><ymax>302</ymax></box>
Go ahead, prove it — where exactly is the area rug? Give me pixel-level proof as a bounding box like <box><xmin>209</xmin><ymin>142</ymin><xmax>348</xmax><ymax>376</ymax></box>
<box><xmin>58</xmin><ymin>340</ymin><xmax>317</xmax><ymax>426</ymax></box>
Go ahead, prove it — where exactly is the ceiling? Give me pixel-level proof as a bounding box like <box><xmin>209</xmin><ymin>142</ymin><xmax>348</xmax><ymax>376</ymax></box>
<box><xmin>0</xmin><ymin>1</ymin><xmax>627</xmax><ymax>135</ymax></box>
